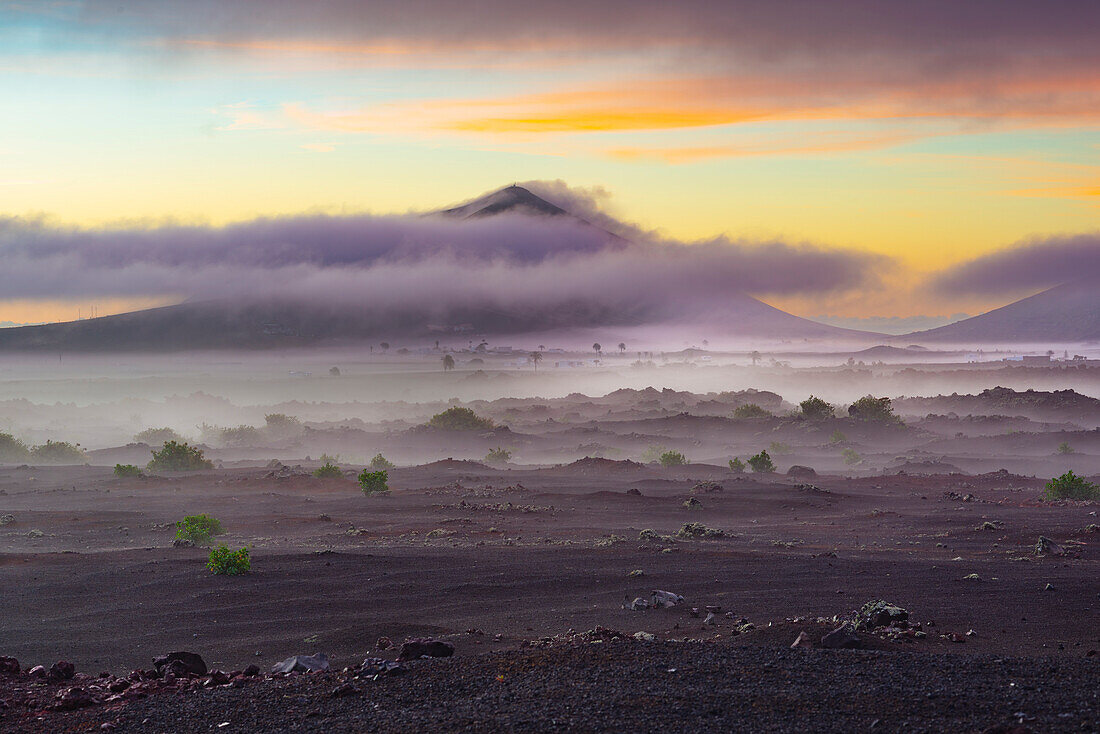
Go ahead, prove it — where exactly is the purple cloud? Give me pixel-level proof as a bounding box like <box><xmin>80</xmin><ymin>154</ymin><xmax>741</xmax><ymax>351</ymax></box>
<box><xmin>930</xmin><ymin>233</ymin><xmax>1100</xmax><ymax>294</ymax></box>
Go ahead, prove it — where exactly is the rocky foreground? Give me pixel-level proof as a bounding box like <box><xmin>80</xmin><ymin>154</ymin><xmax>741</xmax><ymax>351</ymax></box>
<box><xmin>2</xmin><ymin>631</ymin><xmax>1098</xmax><ymax>733</ymax></box>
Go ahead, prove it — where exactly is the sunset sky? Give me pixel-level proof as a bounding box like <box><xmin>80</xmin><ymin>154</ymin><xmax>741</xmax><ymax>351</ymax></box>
<box><xmin>2</xmin><ymin>1</ymin><xmax>1098</xmax><ymax>327</ymax></box>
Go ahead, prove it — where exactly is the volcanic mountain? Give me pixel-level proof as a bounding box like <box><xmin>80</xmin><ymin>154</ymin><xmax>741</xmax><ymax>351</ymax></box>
<box><xmin>0</xmin><ymin>185</ymin><xmax>881</xmax><ymax>351</ymax></box>
<box><xmin>902</xmin><ymin>280</ymin><xmax>1100</xmax><ymax>344</ymax></box>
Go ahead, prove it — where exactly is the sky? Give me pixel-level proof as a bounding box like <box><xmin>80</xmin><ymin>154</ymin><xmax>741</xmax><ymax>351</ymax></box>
<box><xmin>1</xmin><ymin>0</ymin><xmax>1098</xmax><ymax>327</ymax></box>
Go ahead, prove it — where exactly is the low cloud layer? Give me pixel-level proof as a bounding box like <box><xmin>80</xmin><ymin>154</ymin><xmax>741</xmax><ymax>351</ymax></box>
<box><xmin>931</xmin><ymin>233</ymin><xmax>1100</xmax><ymax>294</ymax></box>
<box><xmin>0</xmin><ymin>185</ymin><xmax>887</xmax><ymax>330</ymax></box>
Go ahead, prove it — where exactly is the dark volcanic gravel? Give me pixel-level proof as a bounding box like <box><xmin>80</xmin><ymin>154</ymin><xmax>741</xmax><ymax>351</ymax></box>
<box><xmin>9</xmin><ymin>642</ymin><xmax>1099</xmax><ymax>733</ymax></box>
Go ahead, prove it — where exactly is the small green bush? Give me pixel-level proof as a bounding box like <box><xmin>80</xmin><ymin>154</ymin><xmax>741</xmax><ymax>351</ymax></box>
<box><xmin>677</xmin><ymin>522</ymin><xmax>726</xmax><ymax>539</ymax></box>
<box><xmin>768</xmin><ymin>441</ymin><xmax>792</xmax><ymax>456</ymax></box>
<box><xmin>733</xmin><ymin>403</ymin><xmax>772</xmax><ymax>419</ymax></box>
<box><xmin>800</xmin><ymin>395</ymin><xmax>835</xmax><ymax>420</ymax></box>
<box><xmin>0</xmin><ymin>432</ymin><xmax>30</xmax><ymax>463</ymax></box>
<box><xmin>148</xmin><ymin>441</ymin><xmax>213</xmax><ymax>472</ymax></box>
<box><xmin>747</xmin><ymin>449</ymin><xmax>776</xmax><ymax>473</ymax></box>
<box><xmin>1044</xmin><ymin>471</ymin><xmax>1099</xmax><ymax>500</ymax></box>
<box><xmin>842</xmin><ymin>447</ymin><xmax>862</xmax><ymax>465</ymax></box>
<box><xmin>114</xmin><ymin>463</ymin><xmax>143</xmax><ymax>477</ymax></box>
<box><xmin>176</xmin><ymin>514</ymin><xmax>224</xmax><ymax>544</ymax></box>
<box><xmin>659</xmin><ymin>450</ymin><xmax>687</xmax><ymax>467</ymax></box>
<box><xmin>313</xmin><ymin>462</ymin><xmax>343</xmax><ymax>478</ymax></box>
<box><xmin>29</xmin><ymin>440</ymin><xmax>86</xmax><ymax>464</ymax></box>
<box><xmin>134</xmin><ymin>427</ymin><xmax>183</xmax><ymax>445</ymax></box>
<box><xmin>369</xmin><ymin>453</ymin><xmax>395</xmax><ymax>470</ymax></box>
<box><xmin>427</xmin><ymin>407</ymin><xmax>494</xmax><ymax>431</ymax></box>
<box><xmin>728</xmin><ymin>457</ymin><xmax>745</xmax><ymax>473</ymax></box>
<box><xmin>207</xmin><ymin>545</ymin><xmax>250</xmax><ymax>575</ymax></box>
<box><xmin>1057</xmin><ymin>441</ymin><xmax>1075</xmax><ymax>455</ymax></box>
<box><xmin>848</xmin><ymin>395</ymin><xmax>900</xmax><ymax>423</ymax></box>
<box><xmin>358</xmin><ymin>469</ymin><xmax>390</xmax><ymax>495</ymax></box>
<box><xmin>829</xmin><ymin>429</ymin><xmax>847</xmax><ymax>445</ymax></box>
<box><xmin>485</xmin><ymin>446</ymin><xmax>512</xmax><ymax>464</ymax></box>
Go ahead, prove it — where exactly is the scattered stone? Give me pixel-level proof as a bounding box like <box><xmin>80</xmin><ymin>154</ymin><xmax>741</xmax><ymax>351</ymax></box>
<box><xmin>172</xmin><ymin>538</ymin><xmax>195</xmax><ymax>548</ymax></box>
<box><xmin>47</xmin><ymin>660</ymin><xmax>75</xmax><ymax>682</ymax></box>
<box><xmin>397</xmin><ymin>638</ymin><xmax>454</xmax><ymax>661</ymax></box>
<box><xmin>242</xmin><ymin>664</ymin><xmax>261</xmax><ymax>677</ymax></box>
<box><xmin>153</xmin><ymin>652</ymin><xmax>207</xmax><ymax>677</ymax></box>
<box><xmin>359</xmin><ymin>658</ymin><xmax>405</xmax><ymax>677</ymax></box>
<box><xmin>331</xmin><ymin>682</ymin><xmax>358</xmax><ymax>698</ymax></box>
<box><xmin>27</xmin><ymin>665</ymin><xmax>46</xmax><ymax>678</ymax></box>
<box><xmin>857</xmin><ymin>601</ymin><xmax>909</xmax><ymax>630</ymax></box>
<box><xmin>626</xmin><ymin>597</ymin><xmax>650</xmax><ymax>611</ymax></box>
<box><xmin>271</xmin><ymin>653</ymin><xmax>330</xmax><ymax>674</ymax></box>
<box><xmin>376</xmin><ymin>636</ymin><xmax>393</xmax><ymax>650</ymax></box>
<box><xmin>651</xmin><ymin>590</ymin><xmax>684</xmax><ymax>608</ymax></box>
<box><xmin>26</xmin><ymin>529</ymin><xmax>44</xmax><ymax>538</ymax></box>
<box><xmin>1045</xmin><ymin>583</ymin><xmax>1056</xmax><ymax>591</ymax></box>
<box><xmin>53</xmin><ymin>686</ymin><xmax>94</xmax><ymax>711</ymax></box>
<box><xmin>1035</xmin><ymin>536</ymin><xmax>1064</xmax><ymax>557</ymax></box>
<box><xmin>0</xmin><ymin>656</ymin><xmax>19</xmax><ymax>674</ymax></box>
<box><xmin>691</xmin><ymin>481</ymin><xmax>724</xmax><ymax>494</ymax></box>
<box><xmin>628</xmin><ymin>569</ymin><xmax>645</xmax><ymax>577</ymax></box>
<box><xmin>963</xmin><ymin>573</ymin><xmax>981</xmax><ymax>581</ymax></box>
<box><xmin>633</xmin><ymin>631</ymin><xmax>656</xmax><ymax>642</ymax></box>
<box><xmin>0</xmin><ymin>513</ymin><xmax>14</xmax><ymax>525</ymax></box>
<box><xmin>821</xmin><ymin>623</ymin><xmax>861</xmax><ymax>649</ymax></box>
<box><xmin>791</xmin><ymin>631</ymin><xmax>813</xmax><ymax>649</ymax></box>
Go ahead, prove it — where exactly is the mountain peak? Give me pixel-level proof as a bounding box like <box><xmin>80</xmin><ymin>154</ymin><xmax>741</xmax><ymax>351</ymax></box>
<box><xmin>439</xmin><ymin>184</ymin><xmax>569</xmax><ymax>219</ymax></box>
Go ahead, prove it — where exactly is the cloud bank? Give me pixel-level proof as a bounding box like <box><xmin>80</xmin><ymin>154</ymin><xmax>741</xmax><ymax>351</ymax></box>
<box><xmin>0</xmin><ymin>185</ymin><xmax>887</xmax><ymax>330</ymax></box>
<box><xmin>931</xmin><ymin>233</ymin><xmax>1100</xmax><ymax>294</ymax></box>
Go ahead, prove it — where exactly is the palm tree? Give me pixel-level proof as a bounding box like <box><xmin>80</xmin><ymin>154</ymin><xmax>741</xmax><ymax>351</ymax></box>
<box><xmin>538</xmin><ymin>344</ymin><xmax>546</xmax><ymax>351</ymax></box>
<box><xmin>442</xmin><ymin>354</ymin><xmax>455</xmax><ymax>371</ymax></box>
<box><xmin>592</xmin><ymin>343</ymin><xmax>602</xmax><ymax>356</ymax></box>
<box><xmin>618</xmin><ymin>342</ymin><xmax>626</xmax><ymax>354</ymax></box>
<box><xmin>530</xmin><ymin>351</ymin><xmax>542</xmax><ymax>371</ymax></box>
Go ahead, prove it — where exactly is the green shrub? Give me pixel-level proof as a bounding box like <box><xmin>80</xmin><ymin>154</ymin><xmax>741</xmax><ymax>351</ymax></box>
<box><xmin>427</xmin><ymin>407</ymin><xmax>494</xmax><ymax>431</ymax></box>
<box><xmin>800</xmin><ymin>395</ymin><xmax>835</xmax><ymax>420</ymax></box>
<box><xmin>677</xmin><ymin>522</ymin><xmax>726</xmax><ymax>539</ymax></box>
<box><xmin>842</xmin><ymin>447</ymin><xmax>862</xmax><ymax>465</ymax></box>
<box><xmin>176</xmin><ymin>514</ymin><xmax>224</xmax><ymax>544</ymax></box>
<box><xmin>264</xmin><ymin>413</ymin><xmax>302</xmax><ymax>437</ymax></box>
<box><xmin>728</xmin><ymin>457</ymin><xmax>745</xmax><ymax>473</ymax></box>
<box><xmin>1044</xmin><ymin>471</ymin><xmax>1099</xmax><ymax>500</ymax></box>
<box><xmin>640</xmin><ymin>445</ymin><xmax>667</xmax><ymax>463</ymax></box>
<box><xmin>134</xmin><ymin>427</ymin><xmax>183</xmax><ymax>445</ymax></box>
<box><xmin>319</xmin><ymin>452</ymin><xmax>341</xmax><ymax>464</ymax></box>
<box><xmin>733</xmin><ymin>403</ymin><xmax>772</xmax><ymax>419</ymax></box>
<box><xmin>29</xmin><ymin>440</ymin><xmax>87</xmax><ymax>464</ymax></box>
<box><xmin>485</xmin><ymin>446</ymin><xmax>512</xmax><ymax>464</ymax></box>
<box><xmin>1057</xmin><ymin>441</ymin><xmax>1074</xmax><ymax>455</ymax></box>
<box><xmin>829</xmin><ymin>429</ymin><xmax>848</xmax><ymax>444</ymax></box>
<box><xmin>219</xmin><ymin>425</ymin><xmax>261</xmax><ymax>448</ymax></box>
<box><xmin>207</xmin><ymin>545</ymin><xmax>250</xmax><ymax>575</ymax></box>
<box><xmin>148</xmin><ymin>441</ymin><xmax>214</xmax><ymax>472</ymax></box>
<box><xmin>768</xmin><ymin>441</ymin><xmax>792</xmax><ymax>456</ymax></box>
<box><xmin>358</xmin><ymin>469</ymin><xmax>389</xmax><ymax>495</ymax></box>
<box><xmin>370</xmin><ymin>453</ymin><xmax>395</xmax><ymax>470</ymax></box>
<box><xmin>0</xmin><ymin>432</ymin><xmax>30</xmax><ymax>463</ymax></box>
<box><xmin>848</xmin><ymin>395</ymin><xmax>900</xmax><ymax>423</ymax></box>
<box><xmin>747</xmin><ymin>449</ymin><xmax>776</xmax><ymax>473</ymax></box>
<box><xmin>313</xmin><ymin>462</ymin><xmax>343</xmax><ymax>478</ymax></box>
<box><xmin>659</xmin><ymin>450</ymin><xmax>687</xmax><ymax>467</ymax></box>
<box><xmin>114</xmin><ymin>463</ymin><xmax>143</xmax><ymax>477</ymax></box>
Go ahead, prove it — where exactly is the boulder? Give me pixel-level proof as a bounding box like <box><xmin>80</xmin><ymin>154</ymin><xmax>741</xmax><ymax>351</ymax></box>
<box><xmin>786</xmin><ymin>465</ymin><xmax>817</xmax><ymax>478</ymax></box>
<box><xmin>360</xmin><ymin>658</ymin><xmax>405</xmax><ymax>677</ymax></box>
<box><xmin>790</xmin><ymin>631</ymin><xmax>813</xmax><ymax>649</ymax></box>
<box><xmin>47</xmin><ymin>660</ymin><xmax>75</xmax><ymax>682</ymax></box>
<box><xmin>53</xmin><ymin>687</ymin><xmax>94</xmax><ymax>711</ymax></box>
<box><xmin>397</xmin><ymin>638</ymin><xmax>454</xmax><ymax>661</ymax></box>
<box><xmin>1035</xmin><ymin>536</ymin><xmax>1064</xmax><ymax>557</ymax></box>
<box><xmin>271</xmin><ymin>653</ymin><xmax>330</xmax><ymax>674</ymax></box>
<box><xmin>651</xmin><ymin>590</ymin><xmax>684</xmax><ymax>608</ymax></box>
<box><xmin>821</xmin><ymin>623</ymin><xmax>861</xmax><ymax>649</ymax></box>
<box><xmin>153</xmin><ymin>652</ymin><xmax>207</xmax><ymax>678</ymax></box>
<box><xmin>857</xmin><ymin>600</ymin><xmax>909</xmax><ymax>630</ymax></box>
<box><xmin>0</xmin><ymin>656</ymin><xmax>19</xmax><ymax>674</ymax></box>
